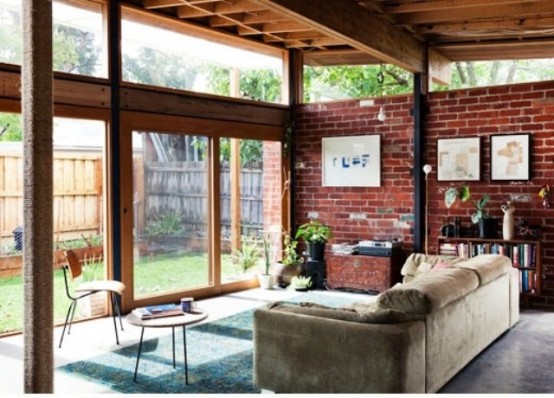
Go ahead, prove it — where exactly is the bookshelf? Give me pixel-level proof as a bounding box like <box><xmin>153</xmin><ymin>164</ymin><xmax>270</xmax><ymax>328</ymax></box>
<box><xmin>437</xmin><ymin>237</ymin><xmax>542</xmax><ymax>302</ymax></box>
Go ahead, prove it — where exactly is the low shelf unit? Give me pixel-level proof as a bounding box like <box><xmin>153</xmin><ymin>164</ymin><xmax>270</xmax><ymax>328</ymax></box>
<box><xmin>437</xmin><ymin>236</ymin><xmax>542</xmax><ymax>303</ymax></box>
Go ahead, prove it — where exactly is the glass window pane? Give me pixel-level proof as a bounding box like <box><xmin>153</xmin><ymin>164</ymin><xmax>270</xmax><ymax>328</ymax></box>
<box><xmin>132</xmin><ymin>132</ymin><xmax>210</xmax><ymax>299</ymax></box>
<box><xmin>121</xmin><ymin>8</ymin><xmax>283</xmax><ymax>103</ymax></box>
<box><xmin>220</xmin><ymin>138</ymin><xmax>282</xmax><ymax>284</ymax></box>
<box><xmin>0</xmin><ymin>113</ymin><xmax>106</xmax><ymax>334</ymax></box>
<box><xmin>0</xmin><ymin>0</ymin><xmax>107</xmax><ymax>78</ymax></box>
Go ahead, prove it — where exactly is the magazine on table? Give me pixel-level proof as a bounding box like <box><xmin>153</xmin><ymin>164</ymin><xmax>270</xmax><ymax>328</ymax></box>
<box><xmin>132</xmin><ymin>303</ymin><xmax>184</xmax><ymax>320</ymax></box>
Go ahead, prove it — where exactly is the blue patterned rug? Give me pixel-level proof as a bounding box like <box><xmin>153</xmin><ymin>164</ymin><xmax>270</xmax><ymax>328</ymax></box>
<box><xmin>57</xmin><ymin>291</ymin><xmax>366</xmax><ymax>394</ymax></box>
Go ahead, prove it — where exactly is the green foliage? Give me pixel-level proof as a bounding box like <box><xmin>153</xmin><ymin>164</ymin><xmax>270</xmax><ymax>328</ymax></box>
<box><xmin>295</xmin><ymin>220</ymin><xmax>333</xmax><ymax>244</ymax></box>
<box><xmin>261</xmin><ymin>234</ymin><xmax>271</xmax><ymax>275</ymax></box>
<box><xmin>304</xmin><ymin>64</ymin><xmax>412</xmax><ymax>102</ymax></box>
<box><xmin>291</xmin><ymin>275</ymin><xmax>312</xmax><ymax>289</ymax></box>
<box><xmin>281</xmin><ymin>233</ymin><xmax>303</xmax><ymax>266</ymax></box>
<box><xmin>81</xmin><ymin>255</ymin><xmax>104</xmax><ymax>282</ymax></box>
<box><xmin>0</xmin><ymin>113</ymin><xmax>22</xmax><ymax>141</ymax></box>
<box><xmin>444</xmin><ymin>185</ymin><xmax>490</xmax><ymax>223</ymax></box>
<box><xmin>471</xmin><ymin>195</ymin><xmax>491</xmax><ymax>224</ymax></box>
<box><xmin>230</xmin><ymin>236</ymin><xmax>261</xmax><ymax>273</ymax></box>
<box><xmin>145</xmin><ymin>210</ymin><xmax>184</xmax><ymax>236</ymax></box>
<box><xmin>444</xmin><ymin>185</ymin><xmax>471</xmax><ymax>208</ymax></box>
<box><xmin>219</xmin><ymin>138</ymin><xmax>263</xmax><ymax>167</ymax></box>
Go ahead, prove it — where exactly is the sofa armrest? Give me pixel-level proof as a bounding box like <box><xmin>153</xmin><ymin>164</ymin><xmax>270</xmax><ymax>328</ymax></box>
<box><xmin>253</xmin><ymin>307</ymin><xmax>426</xmax><ymax>393</ymax></box>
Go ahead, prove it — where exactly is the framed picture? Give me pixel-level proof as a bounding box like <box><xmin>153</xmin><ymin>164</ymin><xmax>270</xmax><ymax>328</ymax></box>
<box><xmin>322</xmin><ymin>135</ymin><xmax>381</xmax><ymax>187</ymax></box>
<box><xmin>437</xmin><ymin>136</ymin><xmax>481</xmax><ymax>181</ymax></box>
<box><xmin>490</xmin><ymin>133</ymin><xmax>531</xmax><ymax>181</ymax></box>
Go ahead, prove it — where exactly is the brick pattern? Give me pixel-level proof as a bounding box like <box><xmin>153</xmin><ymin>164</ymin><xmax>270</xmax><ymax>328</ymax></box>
<box><xmin>295</xmin><ymin>81</ymin><xmax>554</xmax><ymax>307</ymax></box>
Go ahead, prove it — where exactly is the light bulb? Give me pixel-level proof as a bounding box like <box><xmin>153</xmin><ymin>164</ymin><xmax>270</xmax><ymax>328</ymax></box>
<box><xmin>423</xmin><ymin>164</ymin><xmax>432</xmax><ymax>175</ymax></box>
<box><xmin>377</xmin><ymin>106</ymin><xmax>386</xmax><ymax>122</ymax></box>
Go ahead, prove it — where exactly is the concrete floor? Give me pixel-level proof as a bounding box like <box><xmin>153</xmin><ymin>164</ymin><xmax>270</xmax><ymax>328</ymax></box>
<box><xmin>1</xmin><ymin>288</ymin><xmax>553</xmax><ymax>395</ymax></box>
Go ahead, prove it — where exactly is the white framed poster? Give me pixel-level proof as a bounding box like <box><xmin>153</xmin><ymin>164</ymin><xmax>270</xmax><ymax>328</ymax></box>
<box><xmin>322</xmin><ymin>135</ymin><xmax>381</xmax><ymax>187</ymax></box>
<box><xmin>490</xmin><ymin>133</ymin><xmax>531</xmax><ymax>181</ymax></box>
<box><xmin>437</xmin><ymin>136</ymin><xmax>481</xmax><ymax>181</ymax></box>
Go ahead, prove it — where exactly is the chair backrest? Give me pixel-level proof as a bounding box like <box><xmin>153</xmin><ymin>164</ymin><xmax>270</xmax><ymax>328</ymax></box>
<box><xmin>64</xmin><ymin>249</ymin><xmax>83</xmax><ymax>279</ymax></box>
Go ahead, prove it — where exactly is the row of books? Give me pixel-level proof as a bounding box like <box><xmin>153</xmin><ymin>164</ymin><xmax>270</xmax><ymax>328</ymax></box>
<box><xmin>438</xmin><ymin>242</ymin><xmax>537</xmax><ymax>268</ymax></box>
<box><xmin>132</xmin><ymin>303</ymin><xmax>184</xmax><ymax>320</ymax></box>
<box><xmin>519</xmin><ymin>270</ymin><xmax>537</xmax><ymax>294</ymax></box>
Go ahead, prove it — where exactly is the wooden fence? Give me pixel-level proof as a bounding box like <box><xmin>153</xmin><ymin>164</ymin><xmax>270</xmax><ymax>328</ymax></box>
<box><xmin>0</xmin><ymin>150</ymin><xmax>264</xmax><ymax>252</ymax></box>
<box><xmin>134</xmin><ymin>159</ymin><xmax>264</xmax><ymax>238</ymax></box>
<box><xmin>0</xmin><ymin>148</ymin><xmax>103</xmax><ymax>249</ymax></box>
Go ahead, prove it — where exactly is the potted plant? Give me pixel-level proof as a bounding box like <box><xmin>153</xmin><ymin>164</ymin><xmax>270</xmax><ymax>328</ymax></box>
<box><xmin>295</xmin><ymin>219</ymin><xmax>333</xmax><ymax>261</ymax></box>
<box><xmin>229</xmin><ymin>236</ymin><xmax>261</xmax><ymax>276</ymax></box>
<box><xmin>444</xmin><ymin>185</ymin><xmax>497</xmax><ymax>238</ymax></box>
<box><xmin>257</xmin><ymin>234</ymin><xmax>274</xmax><ymax>289</ymax></box>
<box><xmin>290</xmin><ymin>275</ymin><xmax>312</xmax><ymax>291</ymax></box>
<box><xmin>273</xmin><ymin>232</ymin><xmax>304</xmax><ymax>288</ymax></box>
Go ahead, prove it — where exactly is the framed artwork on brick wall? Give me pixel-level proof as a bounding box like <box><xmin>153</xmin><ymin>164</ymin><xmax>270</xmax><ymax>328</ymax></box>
<box><xmin>322</xmin><ymin>135</ymin><xmax>381</xmax><ymax>187</ymax></box>
<box><xmin>490</xmin><ymin>133</ymin><xmax>531</xmax><ymax>181</ymax></box>
<box><xmin>437</xmin><ymin>136</ymin><xmax>481</xmax><ymax>181</ymax></box>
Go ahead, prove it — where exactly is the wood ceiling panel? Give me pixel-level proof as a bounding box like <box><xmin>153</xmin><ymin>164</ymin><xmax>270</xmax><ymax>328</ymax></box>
<box><xmin>128</xmin><ymin>0</ymin><xmax>554</xmax><ymax>68</ymax></box>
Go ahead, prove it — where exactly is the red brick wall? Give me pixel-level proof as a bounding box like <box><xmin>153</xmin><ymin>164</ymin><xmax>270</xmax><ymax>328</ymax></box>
<box><xmin>295</xmin><ymin>80</ymin><xmax>554</xmax><ymax>306</ymax></box>
<box><xmin>425</xmin><ymin>81</ymin><xmax>554</xmax><ymax>307</ymax></box>
<box><xmin>294</xmin><ymin>95</ymin><xmax>415</xmax><ymax>251</ymax></box>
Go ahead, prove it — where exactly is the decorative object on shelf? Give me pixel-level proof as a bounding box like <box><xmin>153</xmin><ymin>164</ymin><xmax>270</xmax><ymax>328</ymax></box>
<box><xmin>423</xmin><ymin>164</ymin><xmax>432</xmax><ymax>254</ymax></box>
<box><xmin>444</xmin><ymin>185</ymin><xmax>496</xmax><ymax>238</ymax></box>
<box><xmin>295</xmin><ymin>219</ymin><xmax>333</xmax><ymax>261</ymax></box>
<box><xmin>377</xmin><ymin>64</ymin><xmax>386</xmax><ymax>122</ymax></box>
<box><xmin>538</xmin><ymin>184</ymin><xmax>550</xmax><ymax>209</ymax></box>
<box><xmin>437</xmin><ymin>136</ymin><xmax>481</xmax><ymax>181</ymax></box>
<box><xmin>501</xmin><ymin>201</ymin><xmax>516</xmax><ymax>240</ymax></box>
<box><xmin>516</xmin><ymin>219</ymin><xmax>541</xmax><ymax>239</ymax></box>
<box><xmin>490</xmin><ymin>133</ymin><xmax>531</xmax><ymax>181</ymax></box>
<box><xmin>322</xmin><ymin>135</ymin><xmax>381</xmax><ymax>187</ymax></box>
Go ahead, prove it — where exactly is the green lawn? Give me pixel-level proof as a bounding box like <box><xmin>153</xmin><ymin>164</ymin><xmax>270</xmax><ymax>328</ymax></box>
<box><xmin>0</xmin><ymin>252</ymin><xmax>254</xmax><ymax>335</ymax></box>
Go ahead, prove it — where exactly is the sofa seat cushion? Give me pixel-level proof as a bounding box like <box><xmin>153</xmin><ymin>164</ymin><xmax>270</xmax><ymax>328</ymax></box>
<box><xmin>377</xmin><ymin>268</ymin><xmax>479</xmax><ymax>314</ymax></box>
<box><xmin>266</xmin><ymin>301</ymin><xmax>421</xmax><ymax>324</ymax></box>
<box><xmin>453</xmin><ymin>254</ymin><xmax>512</xmax><ymax>285</ymax></box>
<box><xmin>401</xmin><ymin>253</ymin><xmax>467</xmax><ymax>283</ymax></box>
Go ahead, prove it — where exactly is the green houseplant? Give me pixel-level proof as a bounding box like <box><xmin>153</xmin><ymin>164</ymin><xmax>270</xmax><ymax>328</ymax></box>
<box><xmin>230</xmin><ymin>236</ymin><xmax>261</xmax><ymax>275</ymax></box>
<box><xmin>274</xmin><ymin>232</ymin><xmax>303</xmax><ymax>288</ymax></box>
<box><xmin>444</xmin><ymin>185</ymin><xmax>497</xmax><ymax>238</ymax></box>
<box><xmin>295</xmin><ymin>220</ymin><xmax>333</xmax><ymax>261</ymax></box>
<box><xmin>257</xmin><ymin>234</ymin><xmax>274</xmax><ymax>289</ymax></box>
<box><xmin>290</xmin><ymin>275</ymin><xmax>312</xmax><ymax>291</ymax></box>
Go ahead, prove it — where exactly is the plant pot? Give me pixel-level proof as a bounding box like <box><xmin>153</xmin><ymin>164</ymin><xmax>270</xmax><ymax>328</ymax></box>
<box><xmin>307</xmin><ymin>242</ymin><xmax>325</xmax><ymax>261</ymax></box>
<box><xmin>478</xmin><ymin>218</ymin><xmax>498</xmax><ymax>239</ymax></box>
<box><xmin>257</xmin><ymin>274</ymin><xmax>275</xmax><ymax>290</ymax></box>
<box><xmin>272</xmin><ymin>262</ymin><xmax>302</xmax><ymax>288</ymax></box>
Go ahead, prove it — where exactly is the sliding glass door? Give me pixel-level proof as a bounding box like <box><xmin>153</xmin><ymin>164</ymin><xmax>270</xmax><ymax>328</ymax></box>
<box><xmin>132</xmin><ymin>131</ymin><xmax>210</xmax><ymax>299</ymax></box>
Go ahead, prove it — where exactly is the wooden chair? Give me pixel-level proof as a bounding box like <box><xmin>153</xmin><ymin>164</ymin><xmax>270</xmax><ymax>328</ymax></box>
<box><xmin>58</xmin><ymin>249</ymin><xmax>126</xmax><ymax>348</ymax></box>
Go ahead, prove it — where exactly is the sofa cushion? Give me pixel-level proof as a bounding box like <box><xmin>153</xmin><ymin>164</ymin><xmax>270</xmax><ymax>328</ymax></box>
<box><xmin>401</xmin><ymin>253</ymin><xmax>467</xmax><ymax>283</ymax></box>
<box><xmin>377</xmin><ymin>268</ymin><xmax>479</xmax><ymax>314</ymax></box>
<box><xmin>453</xmin><ymin>254</ymin><xmax>512</xmax><ymax>285</ymax></box>
<box><xmin>266</xmin><ymin>301</ymin><xmax>420</xmax><ymax>324</ymax></box>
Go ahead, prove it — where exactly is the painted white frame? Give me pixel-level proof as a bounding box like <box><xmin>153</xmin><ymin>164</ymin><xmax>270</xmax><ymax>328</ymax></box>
<box><xmin>322</xmin><ymin>135</ymin><xmax>381</xmax><ymax>187</ymax></box>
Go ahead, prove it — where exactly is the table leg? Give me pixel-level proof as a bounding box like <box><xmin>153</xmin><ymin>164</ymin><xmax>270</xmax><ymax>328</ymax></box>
<box><xmin>133</xmin><ymin>327</ymin><xmax>145</xmax><ymax>382</ymax></box>
<box><xmin>172</xmin><ymin>326</ymin><xmax>176</xmax><ymax>368</ymax></box>
<box><xmin>183</xmin><ymin>325</ymin><xmax>188</xmax><ymax>385</ymax></box>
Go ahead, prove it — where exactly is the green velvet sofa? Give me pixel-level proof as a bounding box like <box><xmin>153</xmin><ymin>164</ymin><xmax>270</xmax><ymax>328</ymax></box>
<box><xmin>253</xmin><ymin>253</ymin><xmax>520</xmax><ymax>393</ymax></box>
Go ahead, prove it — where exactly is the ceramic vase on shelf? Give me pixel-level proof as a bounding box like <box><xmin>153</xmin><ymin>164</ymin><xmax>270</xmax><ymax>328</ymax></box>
<box><xmin>501</xmin><ymin>201</ymin><xmax>515</xmax><ymax>240</ymax></box>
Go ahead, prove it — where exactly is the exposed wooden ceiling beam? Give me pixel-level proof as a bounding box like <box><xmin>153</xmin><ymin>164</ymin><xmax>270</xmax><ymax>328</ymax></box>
<box><xmin>432</xmin><ymin>38</ymin><xmax>554</xmax><ymax>60</ymax></box>
<box><xmin>416</xmin><ymin>16</ymin><xmax>554</xmax><ymax>36</ymax></box>
<box><xmin>395</xmin><ymin>2</ymin><xmax>554</xmax><ymax>25</ymax></box>
<box><xmin>384</xmin><ymin>0</ymin><xmax>541</xmax><ymax>14</ymax></box>
<box><xmin>253</xmin><ymin>0</ymin><xmax>424</xmax><ymax>72</ymax></box>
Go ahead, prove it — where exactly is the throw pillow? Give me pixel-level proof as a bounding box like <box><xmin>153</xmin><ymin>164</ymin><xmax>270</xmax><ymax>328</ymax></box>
<box><xmin>431</xmin><ymin>260</ymin><xmax>450</xmax><ymax>271</ymax></box>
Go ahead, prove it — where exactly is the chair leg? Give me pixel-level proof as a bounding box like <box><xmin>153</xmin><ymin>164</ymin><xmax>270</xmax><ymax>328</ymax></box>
<box><xmin>67</xmin><ymin>298</ymin><xmax>79</xmax><ymax>334</ymax></box>
<box><xmin>113</xmin><ymin>292</ymin><xmax>124</xmax><ymax>331</ymax></box>
<box><xmin>109</xmin><ymin>292</ymin><xmax>120</xmax><ymax>345</ymax></box>
<box><xmin>59</xmin><ymin>300</ymin><xmax>76</xmax><ymax>348</ymax></box>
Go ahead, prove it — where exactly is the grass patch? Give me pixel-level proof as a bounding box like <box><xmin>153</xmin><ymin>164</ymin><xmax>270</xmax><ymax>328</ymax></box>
<box><xmin>0</xmin><ymin>252</ymin><xmax>256</xmax><ymax>335</ymax></box>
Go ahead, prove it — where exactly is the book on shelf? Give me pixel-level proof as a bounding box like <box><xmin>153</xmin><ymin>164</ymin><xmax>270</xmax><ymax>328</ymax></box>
<box><xmin>132</xmin><ymin>303</ymin><xmax>184</xmax><ymax>320</ymax></box>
